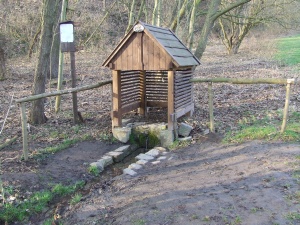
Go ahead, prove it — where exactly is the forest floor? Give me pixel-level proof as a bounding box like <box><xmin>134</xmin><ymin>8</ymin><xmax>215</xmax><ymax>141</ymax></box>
<box><xmin>0</xmin><ymin>34</ymin><xmax>300</xmax><ymax>224</ymax></box>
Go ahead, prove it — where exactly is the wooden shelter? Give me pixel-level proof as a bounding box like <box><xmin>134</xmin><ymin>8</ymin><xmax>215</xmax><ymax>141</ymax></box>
<box><xmin>102</xmin><ymin>21</ymin><xmax>200</xmax><ymax>131</ymax></box>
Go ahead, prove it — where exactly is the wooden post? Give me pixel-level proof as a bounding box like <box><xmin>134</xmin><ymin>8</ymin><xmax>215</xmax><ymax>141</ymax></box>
<box><xmin>168</xmin><ymin>70</ymin><xmax>175</xmax><ymax>131</ymax></box>
<box><xmin>208</xmin><ymin>82</ymin><xmax>215</xmax><ymax>133</ymax></box>
<box><xmin>112</xmin><ymin>70</ymin><xmax>122</xmax><ymax>127</ymax></box>
<box><xmin>281</xmin><ymin>80</ymin><xmax>292</xmax><ymax>133</ymax></box>
<box><xmin>70</xmin><ymin>51</ymin><xmax>79</xmax><ymax>124</ymax></box>
<box><xmin>20</xmin><ymin>102</ymin><xmax>28</xmax><ymax>160</ymax></box>
<box><xmin>139</xmin><ymin>70</ymin><xmax>146</xmax><ymax>115</ymax></box>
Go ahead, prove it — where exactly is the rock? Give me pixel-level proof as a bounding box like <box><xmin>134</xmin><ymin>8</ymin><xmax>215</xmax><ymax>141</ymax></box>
<box><xmin>178</xmin><ymin>123</ymin><xmax>193</xmax><ymax>137</ymax></box>
<box><xmin>122</xmin><ymin>119</ymin><xmax>133</xmax><ymax>127</ymax></box>
<box><xmin>145</xmin><ymin>149</ymin><xmax>160</xmax><ymax>157</ymax></box>
<box><xmin>128</xmin><ymin>163</ymin><xmax>143</xmax><ymax>170</ymax></box>
<box><xmin>157</xmin><ymin>156</ymin><xmax>167</xmax><ymax>160</ymax></box>
<box><xmin>90</xmin><ymin>161</ymin><xmax>105</xmax><ymax>172</ymax></box>
<box><xmin>99</xmin><ymin>156</ymin><xmax>113</xmax><ymax>167</ymax></box>
<box><xmin>123</xmin><ymin>168</ymin><xmax>137</xmax><ymax>176</ymax></box>
<box><xmin>136</xmin><ymin>159</ymin><xmax>148</xmax><ymax>165</ymax></box>
<box><xmin>151</xmin><ymin>161</ymin><xmax>160</xmax><ymax>165</ymax></box>
<box><xmin>106</xmin><ymin>151</ymin><xmax>125</xmax><ymax>162</ymax></box>
<box><xmin>112</xmin><ymin>127</ymin><xmax>132</xmax><ymax>143</ymax></box>
<box><xmin>154</xmin><ymin>146</ymin><xmax>167</xmax><ymax>152</ymax></box>
<box><xmin>135</xmin><ymin>153</ymin><xmax>154</xmax><ymax>161</ymax></box>
<box><xmin>203</xmin><ymin>129</ymin><xmax>210</xmax><ymax>135</ymax></box>
<box><xmin>159</xmin><ymin>130</ymin><xmax>174</xmax><ymax>147</ymax></box>
<box><xmin>178</xmin><ymin>136</ymin><xmax>192</xmax><ymax>142</ymax></box>
<box><xmin>114</xmin><ymin>145</ymin><xmax>132</xmax><ymax>157</ymax></box>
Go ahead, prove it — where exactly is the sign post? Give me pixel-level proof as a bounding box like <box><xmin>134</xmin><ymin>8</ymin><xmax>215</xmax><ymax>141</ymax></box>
<box><xmin>59</xmin><ymin>21</ymin><xmax>79</xmax><ymax>124</ymax></box>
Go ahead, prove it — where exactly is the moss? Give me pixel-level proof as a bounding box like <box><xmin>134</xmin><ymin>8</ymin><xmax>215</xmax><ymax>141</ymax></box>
<box><xmin>131</xmin><ymin>131</ymin><xmax>160</xmax><ymax>149</ymax></box>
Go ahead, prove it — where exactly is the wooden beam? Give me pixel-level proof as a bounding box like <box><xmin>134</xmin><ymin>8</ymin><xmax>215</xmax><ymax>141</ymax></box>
<box><xmin>112</xmin><ymin>70</ymin><xmax>122</xmax><ymax>127</ymax></box>
<box><xmin>168</xmin><ymin>70</ymin><xmax>175</xmax><ymax>131</ymax></box>
<box><xmin>191</xmin><ymin>77</ymin><xmax>296</xmax><ymax>85</ymax></box>
<box><xmin>16</xmin><ymin>80</ymin><xmax>112</xmax><ymax>103</ymax></box>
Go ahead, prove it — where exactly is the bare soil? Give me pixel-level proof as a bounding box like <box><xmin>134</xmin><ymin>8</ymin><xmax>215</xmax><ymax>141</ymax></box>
<box><xmin>0</xmin><ymin>36</ymin><xmax>300</xmax><ymax>224</ymax></box>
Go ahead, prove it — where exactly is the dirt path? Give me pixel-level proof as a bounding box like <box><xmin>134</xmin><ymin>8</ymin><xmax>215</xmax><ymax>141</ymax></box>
<box><xmin>58</xmin><ymin>139</ymin><xmax>300</xmax><ymax>225</ymax></box>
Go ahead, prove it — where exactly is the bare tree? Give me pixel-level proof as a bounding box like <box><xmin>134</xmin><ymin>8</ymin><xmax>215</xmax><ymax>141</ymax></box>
<box><xmin>194</xmin><ymin>0</ymin><xmax>251</xmax><ymax>59</ymax></box>
<box><xmin>30</xmin><ymin>0</ymin><xmax>62</xmax><ymax>124</ymax></box>
<box><xmin>217</xmin><ymin>0</ymin><xmax>300</xmax><ymax>54</ymax></box>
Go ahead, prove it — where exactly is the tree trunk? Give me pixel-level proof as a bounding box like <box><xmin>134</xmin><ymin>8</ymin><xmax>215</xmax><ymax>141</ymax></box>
<box><xmin>125</xmin><ymin>0</ymin><xmax>136</xmax><ymax>34</ymax></box>
<box><xmin>187</xmin><ymin>0</ymin><xmax>201</xmax><ymax>50</ymax></box>
<box><xmin>30</xmin><ymin>0</ymin><xmax>59</xmax><ymax>124</ymax></box>
<box><xmin>170</xmin><ymin>0</ymin><xmax>189</xmax><ymax>31</ymax></box>
<box><xmin>194</xmin><ymin>0</ymin><xmax>221</xmax><ymax>59</ymax></box>
<box><xmin>0</xmin><ymin>46</ymin><xmax>5</xmax><ymax>80</ymax></box>
<box><xmin>49</xmin><ymin>0</ymin><xmax>62</xmax><ymax>79</ymax></box>
<box><xmin>194</xmin><ymin>0</ymin><xmax>251</xmax><ymax>59</ymax></box>
<box><xmin>152</xmin><ymin>0</ymin><xmax>158</xmax><ymax>25</ymax></box>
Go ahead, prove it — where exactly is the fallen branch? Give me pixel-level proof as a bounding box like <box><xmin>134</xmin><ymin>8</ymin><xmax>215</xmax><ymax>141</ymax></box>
<box><xmin>0</xmin><ymin>135</ymin><xmax>19</xmax><ymax>151</ymax></box>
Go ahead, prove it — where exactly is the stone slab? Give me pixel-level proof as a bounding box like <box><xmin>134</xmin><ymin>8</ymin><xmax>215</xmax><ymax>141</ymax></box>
<box><xmin>157</xmin><ymin>156</ymin><xmax>167</xmax><ymax>160</ymax></box>
<box><xmin>135</xmin><ymin>153</ymin><xmax>154</xmax><ymax>161</ymax></box>
<box><xmin>128</xmin><ymin>163</ymin><xmax>143</xmax><ymax>170</ymax></box>
<box><xmin>154</xmin><ymin>146</ymin><xmax>167</xmax><ymax>152</ymax></box>
<box><xmin>98</xmin><ymin>155</ymin><xmax>113</xmax><ymax>167</ymax></box>
<box><xmin>123</xmin><ymin>168</ymin><xmax>137</xmax><ymax>176</ymax></box>
<box><xmin>136</xmin><ymin>159</ymin><xmax>148</xmax><ymax>165</ymax></box>
<box><xmin>151</xmin><ymin>161</ymin><xmax>160</xmax><ymax>165</ymax></box>
<box><xmin>178</xmin><ymin>136</ymin><xmax>192</xmax><ymax>142</ymax></box>
<box><xmin>145</xmin><ymin>149</ymin><xmax>160</xmax><ymax>157</ymax></box>
<box><xmin>106</xmin><ymin>151</ymin><xmax>125</xmax><ymax>162</ymax></box>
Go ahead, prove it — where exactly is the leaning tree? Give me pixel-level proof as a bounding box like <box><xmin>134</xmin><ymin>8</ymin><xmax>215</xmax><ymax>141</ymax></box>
<box><xmin>30</xmin><ymin>0</ymin><xmax>62</xmax><ymax>124</ymax></box>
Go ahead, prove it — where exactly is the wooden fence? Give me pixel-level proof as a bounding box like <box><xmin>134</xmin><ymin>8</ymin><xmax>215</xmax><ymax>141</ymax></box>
<box><xmin>191</xmin><ymin>78</ymin><xmax>296</xmax><ymax>134</ymax></box>
<box><xmin>15</xmin><ymin>80</ymin><xmax>112</xmax><ymax>160</ymax></box>
<box><xmin>14</xmin><ymin>77</ymin><xmax>297</xmax><ymax>161</ymax></box>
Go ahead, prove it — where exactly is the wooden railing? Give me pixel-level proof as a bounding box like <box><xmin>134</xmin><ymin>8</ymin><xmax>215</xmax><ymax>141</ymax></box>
<box><xmin>191</xmin><ymin>78</ymin><xmax>296</xmax><ymax>134</ymax></box>
<box><xmin>16</xmin><ymin>80</ymin><xmax>112</xmax><ymax>160</ymax></box>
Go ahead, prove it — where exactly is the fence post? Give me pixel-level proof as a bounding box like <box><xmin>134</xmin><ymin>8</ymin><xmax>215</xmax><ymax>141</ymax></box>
<box><xmin>208</xmin><ymin>82</ymin><xmax>215</xmax><ymax>133</ymax></box>
<box><xmin>281</xmin><ymin>79</ymin><xmax>293</xmax><ymax>133</ymax></box>
<box><xmin>20</xmin><ymin>102</ymin><xmax>28</xmax><ymax>160</ymax></box>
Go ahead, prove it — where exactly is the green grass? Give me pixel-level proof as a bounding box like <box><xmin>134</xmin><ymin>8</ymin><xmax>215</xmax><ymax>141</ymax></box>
<box><xmin>224</xmin><ymin>111</ymin><xmax>300</xmax><ymax>143</ymax></box>
<box><xmin>0</xmin><ymin>181</ymin><xmax>85</xmax><ymax>224</ymax></box>
<box><xmin>87</xmin><ymin>165</ymin><xmax>101</xmax><ymax>176</ymax></box>
<box><xmin>275</xmin><ymin>35</ymin><xmax>300</xmax><ymax>66</ymax></box>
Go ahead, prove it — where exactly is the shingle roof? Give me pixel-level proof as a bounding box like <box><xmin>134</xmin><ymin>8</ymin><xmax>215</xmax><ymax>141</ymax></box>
<box><xmin>102</xmin><ymin>21</ymin><xmax>200</xmax><ymax>69</ymax></box>
<box><xmin>139</xmin><ymin>21</ymin><xmax>200</xmax><ymax>67</ymax></box>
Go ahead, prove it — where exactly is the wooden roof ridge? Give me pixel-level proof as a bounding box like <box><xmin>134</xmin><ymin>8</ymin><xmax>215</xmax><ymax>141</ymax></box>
<box><xmin>102</xmin><ymin>21</ymin><xmax>200</xmax><ymax>68</ymax></box>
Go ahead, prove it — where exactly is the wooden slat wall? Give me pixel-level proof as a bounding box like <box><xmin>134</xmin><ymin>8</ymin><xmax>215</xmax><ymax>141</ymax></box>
<box><xmin>110</xmin><ymin>34</ymin><xmax>173</xmax><ymax>71</ymax></box>
<box><xmin>120</xmin><ymin>71</ymin><xmax>142</xmax><ymax>113</ymax></box>
<box><xmin>146</xmin><ymin>71</ymin><xmax>168</xmax><ymax>107</ymax></box>
<box><xmin>174</xmin><ymin>68</ymin><xmax>193</xmax><ymax>112</ymax></box>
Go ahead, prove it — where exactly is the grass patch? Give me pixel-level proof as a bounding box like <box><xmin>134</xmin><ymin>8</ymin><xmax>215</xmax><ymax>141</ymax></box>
<box><xmin>0</xmin><ymin>181</ymin><xmax>85</xmax><ymax>224</ymax></box>
<box><xmin>224</xmin><ymin>111</ymin><xmax>300</xmax><ymax>143</ymax></box>
<box><xmin>87</xmin><ymin>165</ymin><xmax>101</xmax><ymax>176</ymax></box>
<box><xmin>286</xmin><ymin>212</ymin><xmax>300</xmax><ymax>221</ymax></box>
<box><xmin>275</xmin><ymin>35</ymin><xmax>300</xmax><ymax>66</ymax></box>
<box><xmin>70</xmin><ymin>193</ymin><xmax>82</xmax><ymax>205</ymax></box>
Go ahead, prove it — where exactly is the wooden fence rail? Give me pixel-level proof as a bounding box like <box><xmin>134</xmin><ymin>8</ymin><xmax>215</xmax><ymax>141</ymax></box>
<box><xmin>191</xmin><ymin>77</ymin><xmax>296</xmax><ymax>134</ymax></box>
<box><xmin>16</xmin><ymin>80</ymin><xmax>112</xmax><ymax>160</ymax></box>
